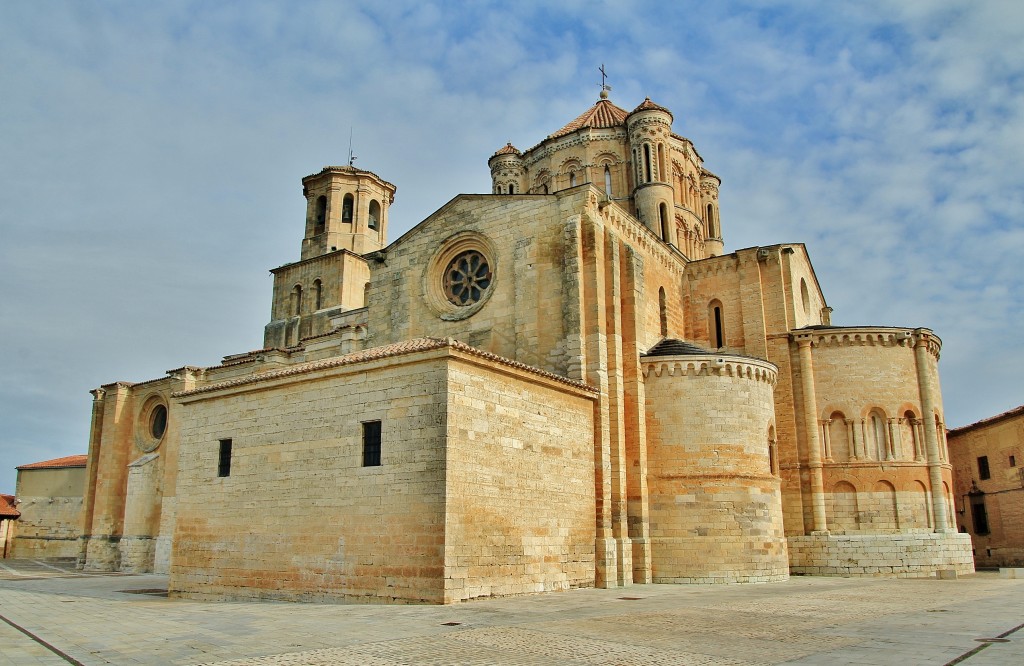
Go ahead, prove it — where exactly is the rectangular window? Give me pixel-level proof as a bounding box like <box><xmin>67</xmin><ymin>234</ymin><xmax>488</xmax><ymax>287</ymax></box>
<box><xmin>218</xmin><ymin>439</ymin><xmax>232</xmax><ymax>477</ymax></box>
<box><xmin>977</xmin><ymin>455</ymin><xmax>990</xmax><ymax>480</ymax></box>
<box><xmin>1011</xmin><ymin>455</ymin><xmax>1017</xmax><ymax>468</ymax></box>
<box><xmin>362</xmin><ymin>421</ymin><xmax>381</xmax><ymax>467</ymax></box>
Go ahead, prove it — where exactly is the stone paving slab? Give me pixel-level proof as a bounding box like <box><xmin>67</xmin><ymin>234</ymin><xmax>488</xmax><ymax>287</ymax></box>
<box><xmin>0</xmin><ymin>560</ymin><xmax>1022</xmax><ymax>665</ymax></box>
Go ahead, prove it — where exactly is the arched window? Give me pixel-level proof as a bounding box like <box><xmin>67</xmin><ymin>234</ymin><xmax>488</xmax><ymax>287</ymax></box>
<box><xmin>604</xmin><ymin>165</ymin><xmax>612</xmax><ymax>197</ymax></box>
<box><xmin>659</xmin><ymin>203</ymin><xmax>670</xmax><ymax>243</ymax></box>
<box><xmin>291</xmin><ymin>284</ymin><xmax>303</xmax><ymax>317</ymax></box>
<box><xmin>543</xmin><ymin>183</ymin><xmax>549</xmax><ymax>194</ymax></box>
<box><xmin>314</xmin><ymin>195</ymin><xmax>327</xmax><ymax>231</ymax></box>
<box><xmin>869</xmin><ymin>410</ymin><xmax>888</xmax><ymax>460</ymax></box>
<box><xmin>767</xmin><ymin>425</ymin><xmax>778</xmax><ymax>475</ymax></box>
<box><xmin>342</xmin><ymin>194</ymin><xmax>354</xmax><ymax>221</ymax></box>
<box><xmin>706</xmin><ymin>204</ymin><xmax>716</xmax><ymax>237</ymax></box>
<box><xmin>800</xmin><ymin>278</ymin><xmax>811</xmax><ymax>316</ymax></box>
<box><xmin>658</xmin><ymin>287</ymin><xmax>668</xmax><ymax>337</ymax></box>
<box><xmin>569</xmin><ymin>171</ymin><xmax>577</xmax><ymax>187</ymax></box>
<box><xmin>643</xmin><ymin>144</ymin><xmax>652</xmax><ymax>183</ymax></box>
<box><xmin>508</xmin><ymin>184</ymin><xmax>515</xmax><ymax>194</ymax></box>
<box><xmin>368</xmin><ymin>200</ymin><xmax>380</xmax><ymax>231</ymax></box>
<box><xmin>313</xmin><ymin>279</ymin><xmax>322</xmax><ymax>311</ymax></box>
<box><xmin>657</xmin><ymin>144</ymin><xmax>665</xmax><ymax>181</ymax></box>
<box><xmin>709</xmin><ymin>299</ymin><xmax>725</xmax><ymax>348</ymax></box>
<box><xmin>903</xmin><ymin>410</ymin><xmax>922</xmax><ymax>460</ymax></box>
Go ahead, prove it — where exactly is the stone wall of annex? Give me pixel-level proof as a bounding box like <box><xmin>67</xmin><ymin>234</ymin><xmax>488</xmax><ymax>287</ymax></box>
<box><xmin>169</xmin><ymin>342</ymin><xmax>597</xmax><ymax>604</ymax></box>
<box><xmin>170</xmin><ymin>350</ymin><xmax>450</xmax><ymax>603</ymax></box>
<box><xmin>442</xmin><ymin>356</ymin><xmax>597</xmax><ymax>602</ymax></box>
<box><xmin>11</xmin><ymin>466</ymin><xmax>86</xmax><ymax>559</ymax></box>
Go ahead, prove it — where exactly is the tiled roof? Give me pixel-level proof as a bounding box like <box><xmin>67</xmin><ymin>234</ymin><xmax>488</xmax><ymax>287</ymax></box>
<box><xmin>948</xmin><ymin>404</ymin><xmax>1024</xmax><ymax>435</ymax></box>
<box><xmin>548</xmin><ymin>98</ymin><xmax>630</xmax><ymax>140</ymax></box>
<box><xmin>631</xmin><ymin>97</ymin><xmax>672</xmax><ymax>117</ymax></box>
<box><xmin>492</xmin><ymin>142</ymin><xmax>522</xmax><ymax>157</ymax></box>
<box><xmin>175</xmin><ymin>337</ymin><xmax>598</xmax><ymax>398</ymax></box>
<box><xmin>0</xmin><ymin>494</ymin><xmax>19</xmax><ymax>518</ymax></box>
<box><xmin>641</xmin><ymin>339</ymin><xmax>714</xmax><ymax>357</ymax></box>
<box><xmin>17</xmin><ymin>454</ymin><xmax>88</xmax><ymax>470</ymax></box>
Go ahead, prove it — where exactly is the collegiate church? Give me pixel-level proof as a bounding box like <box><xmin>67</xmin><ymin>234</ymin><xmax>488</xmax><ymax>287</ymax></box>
<box><xmin>78</xmin><ymin>88</ymin><xmax>973</xmax><ymax>603</ymax></box>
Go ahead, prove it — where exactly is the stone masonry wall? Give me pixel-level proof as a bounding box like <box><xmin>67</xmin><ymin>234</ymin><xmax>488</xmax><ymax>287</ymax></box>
<box><xmin>171</xmin><ymin>352</ymin><xmax>450</xmax><ymax>604</ymax></box>
<box><xmin>9</xmin><ymin>496</ymin><xmax>83</xmax><ymax>559</ymax></box>
<box><xmin>365</xmin><ymin>193</ymin><xmax>587</xmax><ymax>376</ymax></box>
<box><xmin>643</xmin><ymin>354</ymin><xmax>789</xmax><ymax>583</ymax></box>
<box><xmin>788</xmin><ymin>532</ymin><xmax>974</xmax><ymax>577</ymax></box>
<box><xmin>443</xmin><ymin>356</ymin><xmax>597</xmax><ymax>602</ymax></box>
<box><xmin>12</xmin><ymin>466</ymin><xmax>86</xmax><ymax>559</ymax></box>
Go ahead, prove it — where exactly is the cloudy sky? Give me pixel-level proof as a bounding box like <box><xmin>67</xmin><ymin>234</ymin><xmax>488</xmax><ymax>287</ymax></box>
<box><xmin>1</xmin><ymin>1</ymin><xmax>1022</xmax><ymax>494</ymax></box>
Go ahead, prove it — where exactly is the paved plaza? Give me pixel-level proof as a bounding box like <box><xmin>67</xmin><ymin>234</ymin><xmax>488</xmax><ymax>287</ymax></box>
<box><xmin>0</xmin><ymin>559</ymin><xmax>1022</xmax><ymax>665</ymax></box>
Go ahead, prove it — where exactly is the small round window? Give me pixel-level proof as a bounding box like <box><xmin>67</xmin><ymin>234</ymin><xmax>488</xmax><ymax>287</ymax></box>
<box><xmin>150</xmin><ymin>404</ymin><xmax>167</xmax><ymax>439</ymax></box>
<box><xmin>444</xmin><ymin>250</ymin><xmax>491</xmax><ymax>306</ymax></box>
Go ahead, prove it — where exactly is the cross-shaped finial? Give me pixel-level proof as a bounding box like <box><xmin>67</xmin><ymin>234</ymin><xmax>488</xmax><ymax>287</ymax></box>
<box><xmin>598</xmin><ymin>64</ymin><xmax>612</xmax><ymax>99</ymax></box>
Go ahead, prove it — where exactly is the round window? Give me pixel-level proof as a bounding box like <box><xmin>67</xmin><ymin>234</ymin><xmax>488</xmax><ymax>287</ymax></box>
<box><xmin>135</xmin><ymin>396</ymin><xmax>168</xmax><ymax>452</ymax></box>
<box><xmin>443</xmin><ymin>250</ymin><xmax>491</xmax><ymax>306</ymax></box>
<box><xmin>423</xmin><ymin>232</ymin><xmax>497</xmax><ymax>321</ymax></box>
<box><xmin>150</xmin><ymin>404</ymin><xmax>167</xmax><ymax>439</ymax></box>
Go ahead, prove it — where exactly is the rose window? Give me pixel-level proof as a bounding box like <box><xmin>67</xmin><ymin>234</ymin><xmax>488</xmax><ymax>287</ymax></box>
<box><xmin>443</xmin><ymin>250</ymin><xmax>492</xmax><ymax>306</ymax></box>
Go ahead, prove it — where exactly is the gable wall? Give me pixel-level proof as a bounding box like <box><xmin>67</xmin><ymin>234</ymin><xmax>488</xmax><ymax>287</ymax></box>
<box><xmin>171</xmin><ymin>354</ymin><xmax>450</xmax><ymax>603</ymax></box>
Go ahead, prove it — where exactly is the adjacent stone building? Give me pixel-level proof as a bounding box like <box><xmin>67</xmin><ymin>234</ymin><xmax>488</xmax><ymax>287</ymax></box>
<box><xmin>948</xmin><ymin>405</ymin><xmax>1024</xmax><ymax>567</ymax></box>
<box><xmin>9</xmin><ymin>455</ymin><xmax>87</xmax><ymax>559</ymax></box>
<box><xmin>78</xmin><ymin>89</ymin><xmax>973</xmax><ymax>603</ymax></box>
<box><xmin>0</xmin><ymin>494</ymin><xmax>19</xmax><ymax>558</ymax></box>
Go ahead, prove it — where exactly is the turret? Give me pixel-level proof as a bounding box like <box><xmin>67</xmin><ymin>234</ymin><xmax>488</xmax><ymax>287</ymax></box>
<box><xmin>488</xmin><ymin>143</ymin><xmax>525</xmax><ymax>194</ymax></box>
<box><xmin>700</xmin><ymin>169</ymin><xmax>723</xmax><ymax>257</ymax></box>
<box><xmin>627</xmin><ymin>98</ymin><xmax>676</xmax><ymax>245</ymax></box>
<box><xmin>300</xmin><ymin>166</ymin><xmax>396</xmax><ymax>260</ymax></box>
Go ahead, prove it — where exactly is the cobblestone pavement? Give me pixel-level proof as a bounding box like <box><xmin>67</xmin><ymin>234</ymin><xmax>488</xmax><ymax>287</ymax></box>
<box><xmin>1</xmin><ymin>560</ymin><xmax>1022</xmax><ymax>665</ymax></box>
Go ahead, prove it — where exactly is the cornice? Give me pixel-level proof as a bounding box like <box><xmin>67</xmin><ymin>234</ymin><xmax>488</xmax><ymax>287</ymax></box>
<box><xmin>790</xmin><ymin>326</ymin><xmax>941</xmax><ymax>358</ymax></box>
<box><xmin>641</xmin><ymin>353</ymin><xmax>777</xmax><ymax>386</ymax></box>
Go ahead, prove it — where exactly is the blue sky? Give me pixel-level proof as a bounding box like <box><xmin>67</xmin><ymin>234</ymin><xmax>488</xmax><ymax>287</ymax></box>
<box><xmin>1</xmin><ymin>1</ymin><xmax>1022</xmax><ymax>493</ymax></box>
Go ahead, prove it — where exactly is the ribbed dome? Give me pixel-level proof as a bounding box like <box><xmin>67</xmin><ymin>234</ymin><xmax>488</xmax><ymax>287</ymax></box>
<box><xmin>548</xmin><ymin>98</ymin><xmax>630</xmax><ymax>140</ymax></box>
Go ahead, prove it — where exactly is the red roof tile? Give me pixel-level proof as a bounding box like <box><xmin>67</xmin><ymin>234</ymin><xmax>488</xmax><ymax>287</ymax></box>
<box><xmin>548</xmin><ymin>98</ymin><xmax>630</xmax><ymax>140</ymax></box>
<box><xmin>631</xmin><ymin>96</ymin><xmax>673</xmax><ymax>117</ymax></box>
<box><xmin>175</xmin><ymin>337</ymin><xmax>598</xmax><ymax>398</ymax></box>
<box><xmin>0</xmin><ymin>494</ymin><xmax>20</xmax><ymax>518</ymax></box>
<box><xmin>492</xmin><ymin>142</ymin><xmax>522</xmax><ymax>157</ymax></box>
<box><xmin>17</xmin><ymin>454</ymin><xmax>88</xmax><ymax>470</ymax></box>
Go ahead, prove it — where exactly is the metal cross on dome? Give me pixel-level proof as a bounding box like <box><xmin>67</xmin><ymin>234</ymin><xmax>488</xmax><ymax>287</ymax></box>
<box><xmin>599</xmin><ymin>64</ymin><xmax>612</xmax><ymax>95</ymax></box>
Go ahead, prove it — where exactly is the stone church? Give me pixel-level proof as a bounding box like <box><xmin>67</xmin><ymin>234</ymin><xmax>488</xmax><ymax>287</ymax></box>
<box><xmin>78</xmin><ymin>88</ymin><xmax>973</xmax><ymax>603</ymax></box>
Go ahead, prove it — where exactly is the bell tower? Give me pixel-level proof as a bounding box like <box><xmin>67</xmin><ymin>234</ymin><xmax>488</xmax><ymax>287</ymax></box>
<box><xmin>300</xmin><ymin>166</ymin><xmax>397</xmax><ymax>260</ymax></box>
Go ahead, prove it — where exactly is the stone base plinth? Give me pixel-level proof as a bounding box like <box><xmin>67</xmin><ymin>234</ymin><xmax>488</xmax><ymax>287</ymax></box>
<box><xmin>81</xmin><ymin>535</ymin><xmax>121</xmax><ymax>572</ymax></box>
<box><xmin>787</xmin><ymin>532</ymin><xmax>974</xmax><ymax>578</ymax></box>
<box><xmin>118</xmin><ymin>535</ymin><xmax>155</xmax><ymax>572</ymax></box>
